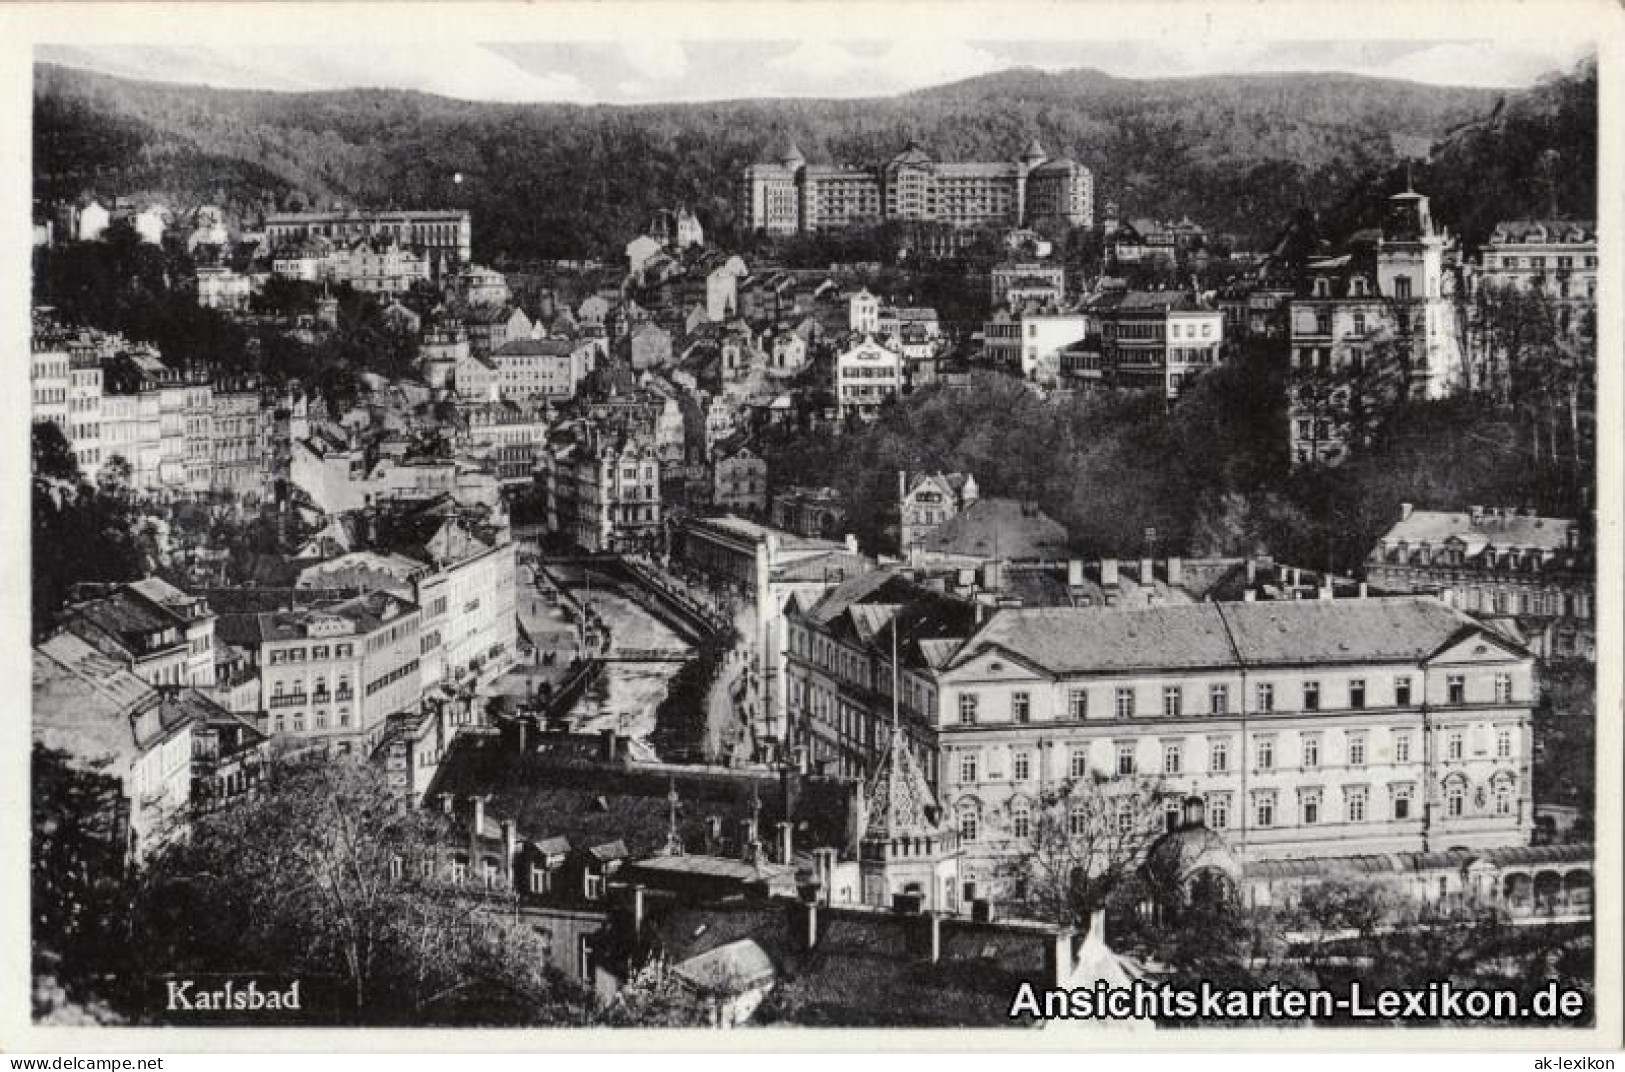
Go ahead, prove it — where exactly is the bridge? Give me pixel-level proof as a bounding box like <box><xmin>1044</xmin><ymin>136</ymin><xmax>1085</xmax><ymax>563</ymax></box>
<box><xmin>600</xmin><ymin>647</ymin><xmax>698</xmax><ymax>663</ymax></box>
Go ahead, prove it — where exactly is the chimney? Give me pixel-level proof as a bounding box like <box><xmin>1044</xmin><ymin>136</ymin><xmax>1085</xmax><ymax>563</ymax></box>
<box><xmin>789</xmin><ymin>900</ymin><xmax>820</xmax><ymax>951</ymax></box>
<box><xmin>627</xmin><ymin>884</ymin><xmax>647</xmax><ymax>933</ymax></box>
<box><xmin>1400</xmin><ymin>502</ymin><xmax>1414</xmax><ymax>521</ymax></box>
<box><xmin>501</xmin><ymin>819</ymin><xmax>518</xmax><ymax>882</ymax></box>
<box><xmin>1358</xmin><ymin>582</ymin><xmax>1368</xmax><ymax>599</ymax></box>
<box><xmin>898</xmin><ymin>469</ymin><xmax>908</xmax><ymax>506</ymax></box>
<box><xmin>516</xmin><ymin>716</ymin><xmax>530</xmax><ymax>755</ymax></box>
<box><xmin>981</xmin><ymin>560</ymin><xmax>1001</xmax><ymax>591</ymax></box>
<box><xmin>1067</xmin><ymin>559</ymin><xmax>1084</xmax><ymax>587</ymax></box>
<box><xmin>741</xmin><ymin>819</ymin><xmax>758</xmax><ymax>862</ymax></box>
<box><xmin>1469</xmin><ymin>505</ymin><xmax>1485</xmax><ymax>524</ymax></box>
<box><xmin>1245</xmin><ymin>557</ymin><xmax>1257</xmax><ymax>585</ymax></box>
<box><xmin>599</xmin><ymin>727</ymin><xmax>617</xmax><ymax>762</ymax></box>
<box><xmin>1101</xmin><ymin>558</ymin><xmax>1119</xmax><ymax>588</ymax></box>
<box><xmin>1319</xmin><ymin>579</ymin><xmax>1333</xmax><ymax>601</ymax></box>
<box><xmin>1243</xmin><ymin>589</ymin><xmax>1257</xmax><ymax>602</ymax></box>
<box><xmin>845</xmin><ymin>533</ymin><xmax>859</xmax><ymax>555</ymax></box>
<box><xmin>439</xmin><ymin>792</ymin><xmax>454</xmax><ymax>815</ymax></box>
<box><xmin>776</xmin><ymin>820</ymin><xmax>794</xmax><ymax>865</ymax></box>
<box><xmin>1167</xmin><ymin>557</ymin><xmax>1183</xmax><ymax>588</ymax></box>
<box><xmin>1139</xmin><ymin>557</ymin><xmax>1153</xmax><ymax>585</ymax></box>
<box><xmin>1045</xmin><ymin>930</ymin><xmax>1075</xmax><ymax>990</ymax></box>
<box><xmin>471</xmin><ymin>795</ymin><xmax>487</xmax><ymax>840</ymax></box>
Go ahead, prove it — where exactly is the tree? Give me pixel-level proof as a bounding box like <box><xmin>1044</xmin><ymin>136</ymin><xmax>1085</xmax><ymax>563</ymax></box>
<box><xmin>997</xmin><ymin>772</ymin><xmax>1172</xmax><ymax>926</ymax></box>
<box><xmin>131</xmin><ymin>753</ymin><xmax>590</xmax><ymax>1025</ymax></box>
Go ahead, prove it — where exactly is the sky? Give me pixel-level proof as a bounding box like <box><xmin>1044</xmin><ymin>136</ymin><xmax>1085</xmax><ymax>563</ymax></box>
<box><xmin>36</xmin><ymin>37</ymin><xmax>1596</xmax><ymax>106</ymax></box>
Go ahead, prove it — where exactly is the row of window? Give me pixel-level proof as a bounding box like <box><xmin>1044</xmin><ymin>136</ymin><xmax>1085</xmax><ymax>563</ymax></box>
<box><xmin>365</xmin><ymin>658</ymin><xmax>420</xmax><ymax>697</ymax></box>
<box><xmin>954</xmin><ymin>673</ymin><xmax>1513</xmax><ymax>725</ymax></box>
<box><xmin>269</xmin><ymin>642</ymin><xmax>356</xmax><ymax>664</ymax></box>
<box><xmin>952</xmin><ymin>725</ymin><xmax>1516</xmax><ymax>784</ymax></box>
<box><xmin>959</xmin><ymin>774</ymin><xmax>1516</xmax><ymax>843</ymax></box>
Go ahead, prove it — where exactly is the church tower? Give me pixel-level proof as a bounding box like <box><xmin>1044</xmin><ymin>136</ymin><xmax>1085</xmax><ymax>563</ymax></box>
<box><xmin>1377</xmin><ymin>184</ymin><xmax>1460</xmax><ymax>399</ymax></box>
<box><xmin>858</xmin><ymin>622</ymin><xmax>963</xmax><ymax>912</ymax></box>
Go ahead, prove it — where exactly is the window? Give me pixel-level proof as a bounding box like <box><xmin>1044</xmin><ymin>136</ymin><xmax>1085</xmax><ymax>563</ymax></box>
<box><xmin>1256</xmin><ymin>683</ymin><xmax>1274</xmax><ymax>713</ymax></box>
<box><xmin>1209</xmin><ymin>738</ymin><xmax>1229</xmax><ymax>773</ymax></box>
<box><xmin>1395</xmin><ymin>677</ymin><xmax>1412</xmax><ymax>707</ymax></box>
<box><xmin>1254</xmin><ymin>792</ymin><xmax>1276</xmax><ymax>828</ymax></box>
<box><xmin>1115</xmin><ymin>743</ymin><xmax>1136</xmax><ymax>776</ymax></box>
<box><xmin>1068</xmin><ymin>803</ymin><xmax>1088</xmax><ymax>837</ymax></box>
<box><xmin>1496</xmin><ymin>729</ymin><xmax>1512</xmax><ymax>760</ymax></box>
<box><xmin>1011</xmin><ymin>692</ymin><xmax>1031</xmax><ymax>724</ymax></box>
<box><xmin>585</xmin><ymin>872</ymin><xmax>605</xmax><ymax>900</ymax></box>
<box><xmin>1068</xmin><ymin>689</ymin><xmax>1088</xmax><ymax>720</ymax></box>
<box><xmin>1494</xmin><ymin>781</ymin><xmax>1514</xmax><ymax>816</ymax></box>
<box><xmin>1447</xmin><ymin>731</ymin><xmax>1463</xmax><ymax>761</ymax></box>
<box><xmin>1349</xmin><ymin>679</ymin><xmax>1366</xmax><ymax>709</ymax></box>
<box><xmin>451</xmin><ymin>859</ymin><xmax>468</xmax><ymax>884</ymax></box>
<box><xmin>1011</xmin><ymin>800</ymin><xmax>1031</xmax><ymax>840</ymax></box>
<box><xmin>1114</xmin><ymin>687</ymin><xmax>1135</xmax><ymax>719</ymax></box>
<box><xmin>1345</xmin><ymin>786</ymin><xmax>1368</xmax><ymax>823</ymax></box>
<box><xmin>1070</xmin><ymin>747</ymin><xmax>1089</xmax><ymax>778</ymax></box>
<box><xmin>958</xmin><ymin>694</ymin><xmax>978</xmax><ymax>725</ymax></box>
<box><xmin>1300</xmin><ymin>789</ymin><xmax>1322</xmax><ymax>825</ymax></box>
<box><xmin>1255</xmin><ymin>737</ymin><xmax>1275</xmax><ymax>771</ymax></box>
<box><xmin>959</xmin><ymin>752</ymin><xmax>979</xmax><ymax>783</ymax></box>
<box><xmin>1209</xmin><ymin>684</ymin><xmax>1229</xmax><ymax>715</ymax></box>
<box><xmin>1392</xmin><ymin>784</ymin><xmax>1413</xmax><ymax>821</ymax></box>
<box><xmin>1301</xmin><ymin>734</ymin><xmax>1320</xmax><ymax>769</ymax></box>
<box><xmin>959</xmin><ymin>803</ymin><xmax>980</xmax><ymax>842</ymax></box>
<box><xmin>1494</xmin><ymin>673</ymin><xmax>1513</xmax><ymax>703</ymax></box>
<box><xmin>1446</xmin><ymin>782</ymin><xmax>1465</xmax><ymax>818</ymax></box>
<box><xmin>1302</xmin><ymin>681</ymin><xmax>1320</xmax><ymax>712</ymax></box>
<box><xmin>1162</xmin><ymin>742</ymin><xmax>1183</xmax><ymax>775</ymax></box>
<box><xmin>1394</xmin><ymin>276</ymin><xmax>1412</xmax><ymax>300</ymax></box>
<box><xmin>1447</xmin><ymin>674</ymin><xmax>1466</xmax><ymax>705</ymax></box>
<box><xmin>1348</xmin><ymin>734</ymin><xmax>1367</xmax><ymax>767</ymax></box>
<box><xmin>389</xmin><ymin>855</ymin><xmax>403</xmax><ymax>882</ymax></box>
<box><xmin>1163</xmin><ymin>686</ymin><xmax>1183</xmax><ymax>718</ymax></box>
<box><xmin>1207</xmin><ymin>794</ymin><xmax>1230</xmax><ymax>830</ymax></box>
<box><xmin>1014</xmin><ymin>751</ymin><xmax>1031</xmax><ymax>781</ymax></box>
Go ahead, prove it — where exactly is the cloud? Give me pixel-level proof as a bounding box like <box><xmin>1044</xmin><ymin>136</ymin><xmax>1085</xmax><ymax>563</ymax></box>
<box><xmin>620</xmin><ymin>40</ymin><xmax>689</xmax><ymax>81</ymax></box>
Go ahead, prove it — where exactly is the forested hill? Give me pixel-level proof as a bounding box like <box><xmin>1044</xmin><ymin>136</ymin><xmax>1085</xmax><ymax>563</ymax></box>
<box><xmin>34</xmin><ymin>59</ymin><xmax>1576</xmax><ymax>262</ymax></box>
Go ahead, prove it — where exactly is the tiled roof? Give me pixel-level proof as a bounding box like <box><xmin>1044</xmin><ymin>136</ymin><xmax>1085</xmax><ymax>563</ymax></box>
<box><xmin>957</xmin><ymin>603</ymin><xmax>1235</xmax><ymax>674</ymax></box>
<box><xmin>1373</xmin><ymin>508</ymin><xmax>1577</xmax><ymax>555</ymax></box>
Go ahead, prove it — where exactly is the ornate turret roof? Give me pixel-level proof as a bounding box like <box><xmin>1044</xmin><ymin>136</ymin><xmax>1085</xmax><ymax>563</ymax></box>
<box><xmin>863</xmin><ymin>721</ymin><xmax>941</xmax><ymax>841</ymax></box>
<box><xmin>781</xmin><ymin>141</ymin><xmax>807</xmax><ymax>169</ymax></box>
<box><xmin>1020</xmin><ymin>137</ymin><xmax>1048</xmax><ymax>164</ymax></box>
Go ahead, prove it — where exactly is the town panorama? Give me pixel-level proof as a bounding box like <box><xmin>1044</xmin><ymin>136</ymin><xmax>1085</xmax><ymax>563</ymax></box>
<box><xmin>27</xmin><ymin>45</ymin><xmax>1598</xmax><ymax>1032</ymax></box>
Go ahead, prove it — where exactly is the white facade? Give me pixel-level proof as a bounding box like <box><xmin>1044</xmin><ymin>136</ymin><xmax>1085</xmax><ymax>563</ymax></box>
<box><xmin>835</xmin><ymin>336</ymin><xmax>903</xmax><ymax>420</ymax></box>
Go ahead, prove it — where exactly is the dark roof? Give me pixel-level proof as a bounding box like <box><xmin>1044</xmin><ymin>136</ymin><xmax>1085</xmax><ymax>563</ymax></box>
<box><xmin>917</xmin><ymin>498</ymin><xmax>1070</xmax><ymax>561</ymax></box>
<box><xmin>646</xmin><ymin>899</ymin><xmax>1068</xmax><ymax>1027</ymax></box>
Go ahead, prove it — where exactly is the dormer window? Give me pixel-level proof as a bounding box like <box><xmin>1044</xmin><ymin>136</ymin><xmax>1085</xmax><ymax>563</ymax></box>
<box><xmin>1313</xmin><ymin>277</ymin><xmax>1330</xmax><ymax>298</ymax></box>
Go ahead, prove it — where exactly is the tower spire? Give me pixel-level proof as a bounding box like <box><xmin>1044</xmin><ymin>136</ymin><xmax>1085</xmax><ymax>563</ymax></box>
<box><xmin>888</xmin><ymin>618</ymin><xmax>901</xmax><ymax>834</ymax></box>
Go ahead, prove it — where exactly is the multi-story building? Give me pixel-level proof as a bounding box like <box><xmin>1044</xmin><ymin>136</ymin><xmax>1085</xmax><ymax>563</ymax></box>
<box><xmin>542</xmin><ymin>433</ymin><xmax>664</xmax><ymax>553</ymax></box>
<box><xmin>182</xmin><ymin>368</ymin><xmax>215</xmax><ymax>494</ymax></box>
<box><xmin>236</xmin><ymin>589</ymin><xmax>423</xmax><ymax>756</ymax></box>
<box><xmin>1477</xmin><ymin>219</ymin><xmax>1596</xmax><ymax>337</ymax></box>
<box><xmin>899</xmin><ymin>470</ymin><xmax>978</xmax><ymax>554</ymax></box>
<box><xmin>34</xmin><ymin>632</ymin><xmax>199</xmax><ymax>862</ymax></box>
<box><xmin>464</xmin><ymin>304</ymin><xmax>533</xmax><ymax>359</ymax></box>
<box><xmin>835</xmin><ymin>335</ymin><xmax>903</xmax><ymax>420</ymax></box>
<box><xmin>65</xmin><ymin>346</ymin><xmax>104</xmax><ymax>478</ymax></box>
<box><xmin>210</xmin><ymin>376</ymin><xmax>266</xmax><ymax>499</ymax></box>
<box><xmin>263</xmin><ymin>209</ymin><xmax>471</xmax><ymax>273</ymax></box>
<box><xmin>30</xmin><ymin>334</ymin><xmax>70</xmax><ymax>430</ymax></box>
<box><xmin>194</xmin><ymin>265</ymin><xmax>253</xmax><ymax>311</ymax></box>
<box><xmin>1095</xmin><ymin>291</ymin><xmax>1224</xmax><ymax>399</ymax></box>
<box><xmin>982</xmin><ymin>303</ymin><xmax>1091</xmax><ymax>381</ymax></box>
<box><xmin>785</xmin><ymin>587</ymin><xmax>1537</xmax><ymax>900</ymax></box>
<box><xmin>990</xmin><ymin>261</ymin><xmax>1066</xmax><ymax>307</ymax></box>
<box><xmin>739</xmin><ymin>140</ymin><xmax>1093</xmax><ymax>235</ymax></box>
<box><xmin>1287</xmin><ymin>188</ymin><xmax>1465</xmax><ymax>466</ymax></box>
<box><xmin>63</xmin><ymin>578</ymin><xmax>218</xmax><ymax>689</ymax></box>
<box><xmin>462</xmin><ymin>400</ymin><xmax>550</xmax><ymax>485</ymax></box>
<box><xmin>711</xmin><ymin>443</ymin><xmax>769</xmax><ymax>516</ymax></box>
<box><xmin>1365</xmin><ymin>503</ymin><xmax>1594</xmax><ymax>660</ymax></box>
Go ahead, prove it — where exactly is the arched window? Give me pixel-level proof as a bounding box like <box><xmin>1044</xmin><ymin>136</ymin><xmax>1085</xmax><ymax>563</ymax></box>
<box><xmin>1446</xmin><ymin>780</ymin><xmax>1466</xmax><ymax>818</ymax></box>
